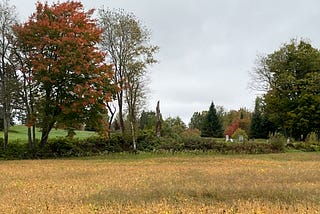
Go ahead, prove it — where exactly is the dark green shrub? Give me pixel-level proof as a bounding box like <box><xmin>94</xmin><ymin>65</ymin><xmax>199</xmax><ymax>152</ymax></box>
<box><xmin>183</xmin><ymin>135</ymin><xmax>204</xmax><ymax>150</ymax></box>
<box><xmin>44</xmin><ymin>138</ymin><xmax>76</xmax><ymax>157</ymax></box>
<box><xmin>290</xmin><ymin>142</ymin><xmax>320</xmax><ymax>152</ymax></box>
<box><xmin>0</xmin><ymin>141</ymin><xmax>32</xmax><ymax>159</ymax></box>
<box><xmin>136</xmin><ymin>130</ymin><xmax>160</xmax><ymax>151</ymax></box>
<box><xmin>108</xmin><ymin>134</ymin><xmax>131</xmax><ymax>152</ymax></box>
<box><xmin>227</xmin><ymin>141</ymin><xmax>275</xmax><ymax>154</ymax></box>
<box><xmin>158</xmin><ymin>137</ymin><xmax>184</xmax><ymax>152</ymax></box>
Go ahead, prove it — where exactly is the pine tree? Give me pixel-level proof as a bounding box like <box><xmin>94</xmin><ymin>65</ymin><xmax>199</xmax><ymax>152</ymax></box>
<box><xmin>201</xmin><ymin>102</ymin><xmax>223</xmax><ymax>137</ymax></box>
<box><xmin>250</xmin><ymin>97</ymin><xmax>275</xmax><ymax>139</ymax></box>
<box><xmin>250</xmin><ymin>97</ymin><xmax>263</xmax><ymax>139</ymax></box>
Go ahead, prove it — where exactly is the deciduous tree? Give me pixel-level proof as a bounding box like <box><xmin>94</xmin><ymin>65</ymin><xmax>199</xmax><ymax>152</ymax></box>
<box><xmin>99</xmin><ymin>8</ymin><xmax>158</xmax><ymax>149</ymax></box>
<box><xmin>162</xmin><ymin>116</ymin><xmax>186</xmax><ymax>138</ymax></box>
<box><xmin>14</xmin><ymin>44</ymin><xmax>38</xmax><ymax>149</ymax></box>
<box><xmin>252</xmin><ymin>39</ymin><xmax>320</xmax><ymax>139</ymax></box>
<box><xmin>14</xmin><ymin>1</ymin><xmax>113</xmax><ymax>145</ymax></box>
<box><xmin>0</xmin><ymin>0</ymin><xmax>19</xmax><ymax>149</ymax></box>
<box><xmin>188</xmin><ymin>111</ymin><xmax>205</xmax><ymax>131</ymax></box>
<box><xmin>139</xmin><ymin>110</ymin><xmax>156</xmax><ymax>131</ymax></box>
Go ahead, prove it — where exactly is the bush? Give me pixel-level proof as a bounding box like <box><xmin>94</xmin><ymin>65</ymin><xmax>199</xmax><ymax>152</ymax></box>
<box><xmin>106</xmin><ymin>134</ymin><xmax>128</xmax><ymax>152</ymax></box>
<box><xmin>158</xmin><ymin>136</ymin><xmax>184</xmax><ymax>152</ymax></box>
<box><xmin>2</xmin><ymin>130</ymin><xmax>312</xmax><ymax>160</ymax></box>
<box><xmin>306</xmin><ymin>132</ymin><xmax>319</xmax><ymax>145</ymax></box>
<box><xmin>269</xmin><ymin>133</ymin><xmax>286</xmax><ymax>152</ymax></box>
<box><xmin>227</xmin><ymin>141</ymin><xmax>276</xmax><ymax>154</ymax></box>
<box><xmin>231</xmin><ymin>128</ymin><xmax>248</xmax><ymax>142</ymax></box>
<box><xmin>288</xmin><ymin>141</ymin><xmax>320</xmax><ymax>152</ymax></box>
<box><xmin>136</xmin><ymin>130</ymin><xmax>160</xmax><ymax>151</ymax></box>
<box><xmin>0</xmin><ymin>141</ymin><xmax>31</xmax><ymax>159</ymax></box>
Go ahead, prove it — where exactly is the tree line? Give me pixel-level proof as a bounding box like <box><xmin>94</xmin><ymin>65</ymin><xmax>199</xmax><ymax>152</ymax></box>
<box><xmin>1</xmin><ymin>0</ymin><xmax>319</xmax><ymax>155</ymax></box>
<box><xmin>0</xmin><ymin>0</ymin><xmax>158</xmax><ymax>150</ymax></box>
<box><xmin>251</xmin><ymin>39</ymin><xmax>320</xmax><ymax>141</ymax></box>
<box><xmin>188</xmin><ymin>39</ymin><xmax>320</xmax><ymax>142</ymax></box>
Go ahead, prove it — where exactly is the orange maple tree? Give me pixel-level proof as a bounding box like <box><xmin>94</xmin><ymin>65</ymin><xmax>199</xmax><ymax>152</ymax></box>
<box><xmin>14</xmin><ymin>1</ymin><xmax>113</xmax><ymax>145</ymax></box>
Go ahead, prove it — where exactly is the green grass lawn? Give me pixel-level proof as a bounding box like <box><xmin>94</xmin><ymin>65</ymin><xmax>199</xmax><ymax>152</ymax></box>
<box><xmin>1</xmin><ymin>125</ymin><xmax>98</xmax><ymax>142</ymax></box>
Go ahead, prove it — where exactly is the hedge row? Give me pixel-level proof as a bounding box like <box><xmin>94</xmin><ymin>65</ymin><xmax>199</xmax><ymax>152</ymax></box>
<box><xmin>0</xmin><ymin>134</ymin><xmax>293</xmax><ymax>159</ymax></box>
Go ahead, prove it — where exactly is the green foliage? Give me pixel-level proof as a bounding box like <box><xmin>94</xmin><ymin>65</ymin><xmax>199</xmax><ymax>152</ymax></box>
<box><xmin>180</xmin><ymin>129</ymin><xmax>210</xmax><ymax>151</ymax></box>
<box><xmin>201</xmin><ymin>102</ymin><xmax>223</xmax><ymax>138</ymax></box>
<box><xmin>306</xmin><ymin>132</ymin><xmax>319</xmax><ymax>144</ymax></box>
<box><xmin>99</xmin><ymin>8</ymin><xmax>159</xmax><ymax>134</ymax></box>
<box><xmin>256</xmin><ymin>39</ymin><xmax>320</xmax><ymax>139</ymax></box>
<box><xmin>136</xmin><ymin>130</ymin><xmax>160</xmax><ymax>151</ymax></box>
<box><xmin>0</xmin><ymin>140</ymin><xmax>30</xmax><ymax>159</ymax></box>
<box><xmin>188</xmin><ymin>112</ymin><xmax>205</xmax><ymax>130</ymax></box>
<box><xmin>287</xmin><ymin>141</ymin><xmax>320</xmax><ymax>152</ymax></box>
<box><xmin>269</xmin><ymin>133</ymin><xmax>286</xmax><ymax>152</ymax></box>
<box><xmin>231</xmin><ymin>128</ymin><xmax>248</xmax><ymax>142</ymax></box>
<box><xmin>161</xmin><ymin>116</ymin><xmax>186</xmax><ymax>138</ymax></box>
<box><xmin>139</xmin><ymin>111</ymin><xmax>157</xmax><ymax>131</ymax></box>
<box><xmin>250</xmin><ymin>97</ymin><xmax>274</xmax><ymax>139</ymax></box>
<box><xmin>286</xmin><ymin>132</ymin><xmax>320</xmax><ymax>152</ymax></box>
<box><xmin>2</xmin><ymin>124</ymin><xmax>319</xmax><ymax>159</ymax></box>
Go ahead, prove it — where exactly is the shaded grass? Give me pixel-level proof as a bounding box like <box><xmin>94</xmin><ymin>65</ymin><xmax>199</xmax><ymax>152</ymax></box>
<box><xmin>0</xmin><ymin>125</ymin><xmax>98</xmax><ymax>143</ymax></box>
<box><xmin>0</xmin><ymin>152</ymin><xmax>319</xmax><ymax>213</ymax></box>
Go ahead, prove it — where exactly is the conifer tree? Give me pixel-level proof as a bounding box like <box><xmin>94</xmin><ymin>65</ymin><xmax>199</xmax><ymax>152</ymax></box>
<box><xmin>250</xmin><ymin>97</ymin><xmax>264</xmax><ymax>139</ymax></box>
<box><xmin>201</xmin><ymin>102</ymin><xmax>223</xmax><ymax>137</ymax></box>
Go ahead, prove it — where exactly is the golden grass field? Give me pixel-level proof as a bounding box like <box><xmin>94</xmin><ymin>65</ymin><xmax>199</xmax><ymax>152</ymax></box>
<box><xmin>0</xmin><ymin>152</ymin><xmax>319</xmax><ymax>213</ymax></box>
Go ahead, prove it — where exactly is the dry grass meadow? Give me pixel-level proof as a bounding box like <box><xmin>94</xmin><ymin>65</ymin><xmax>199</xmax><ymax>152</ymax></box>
<box><xmin>0</xmin><ymin>152</ymin><xmax>320</xmax><ymax>213</ymax></box>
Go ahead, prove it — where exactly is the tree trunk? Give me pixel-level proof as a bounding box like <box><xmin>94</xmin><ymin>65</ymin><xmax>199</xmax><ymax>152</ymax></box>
<box><xmin>130</xmin><ymin>121</ymin><xmax>136</xmax><ymax>151</ymax></box>
<box><xmin>156</xmin><ymin>101</ymin><xmax>161</xmax><ymax>137</ymax></box>
<box><xmin>27</xmin><ymin>126</ymin><xmax>37</xmax><ymax>152</ymax></box>
<box><xmin>117</xmin><ymin>91</ymin><xmax>125</xmax><ymax>134</ymax></box>
<box><xmin>106</xmin><ymin>102</ymin><xmax>116</xmax><ymax>137</ymax></box>
<box><xmin>40</xmin><ymin>122</ymin><xmax>54</xmax><ymax>146</ymax></box>
<box><xmin>2</xmin><ymin>95</ymin><xmax>10</xmax><ymax>150</ymax></box>
<box><xmin>3</xmin><ymin>112</ymin><xmax>9</xmax><ymax>150</ymax></box>
<box><xmin>27</xmin><ymin>127</ymin><xmax>32</xmax><ymax>150</ymax></box>
<box><xmin>32</xmin><ymin>125</ymin><xmax>36</xmax><ymax>147</ymax></box>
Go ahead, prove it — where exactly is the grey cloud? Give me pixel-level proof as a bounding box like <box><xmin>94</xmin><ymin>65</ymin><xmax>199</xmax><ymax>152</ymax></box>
<box><xmin>11</xmin><ymin>0</ymin><xmax>320</xmax><ymax>123</ymax></box>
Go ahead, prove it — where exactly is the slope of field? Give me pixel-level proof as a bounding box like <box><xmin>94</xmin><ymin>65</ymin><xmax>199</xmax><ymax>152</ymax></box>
<box><xmin>1</xmin><ymin>125</ymin><xmax>97</xmax><ymax>142</ymax></box>
<box><xmin>0</xmin><ymin>152</ymin><xmax>319</xmax><ymax>213</ymax></box>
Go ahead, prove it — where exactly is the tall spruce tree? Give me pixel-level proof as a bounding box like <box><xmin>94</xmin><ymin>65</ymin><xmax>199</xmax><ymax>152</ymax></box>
<box><xmin>201</xmin><ymin>102</ymin><xmax>223</xmax><ymax>137</ymax></box>
<box><xmin>250</xmin><ymin>97</ymin><xmax>266</xmax><ymax>139</ymax></box>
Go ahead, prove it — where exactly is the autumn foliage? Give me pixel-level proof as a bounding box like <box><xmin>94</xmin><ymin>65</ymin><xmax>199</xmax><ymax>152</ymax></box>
<box><xmin>224</xmin><ymin>120</ymin><xmax>240</xmax><ymax>137</ymax></box>
<box><xmin>14</xmin><ymin>1</ymin><xmax>114</xmax><ymax>144</ymax></box>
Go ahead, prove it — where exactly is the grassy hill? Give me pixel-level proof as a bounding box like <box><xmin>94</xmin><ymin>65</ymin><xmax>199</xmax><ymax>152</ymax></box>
<box><xmin>0</xmin><ymin>125</ymin><xmax>98</xmax><ymax>142</ymax></box>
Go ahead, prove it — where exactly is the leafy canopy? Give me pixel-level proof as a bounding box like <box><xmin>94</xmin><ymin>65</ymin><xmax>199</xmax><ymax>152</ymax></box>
<box><xmin>14</xmin><ymin>1</ymin><xmax>114</xmax><ymax>143</ymax></box>
<box><xmin>255</xmin><ymin>39</ymin><xmax>320</xmax><ymax>139</ymax></box>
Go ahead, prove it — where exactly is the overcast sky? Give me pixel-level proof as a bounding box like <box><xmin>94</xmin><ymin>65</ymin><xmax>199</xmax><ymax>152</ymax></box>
<box><xmin>10</xmin><ymin>0</ymin><xmax>320</xmax><ymax>124</ymax></box>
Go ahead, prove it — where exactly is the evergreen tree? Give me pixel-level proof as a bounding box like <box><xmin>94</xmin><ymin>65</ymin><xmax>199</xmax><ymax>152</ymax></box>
<box><xmin>201</xmin><ymin>102</ymin><xmax>223</xmax><ymax>137</ymax></box>
<box><xmin>250</xmin><ymin>97</ymin><xmax>277</xmax><ymax>139</ymax></box>
<box><xmin>250</xmin><ymin>97</ymin><xmax>264</xmax><ymax>138</ymax></box>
